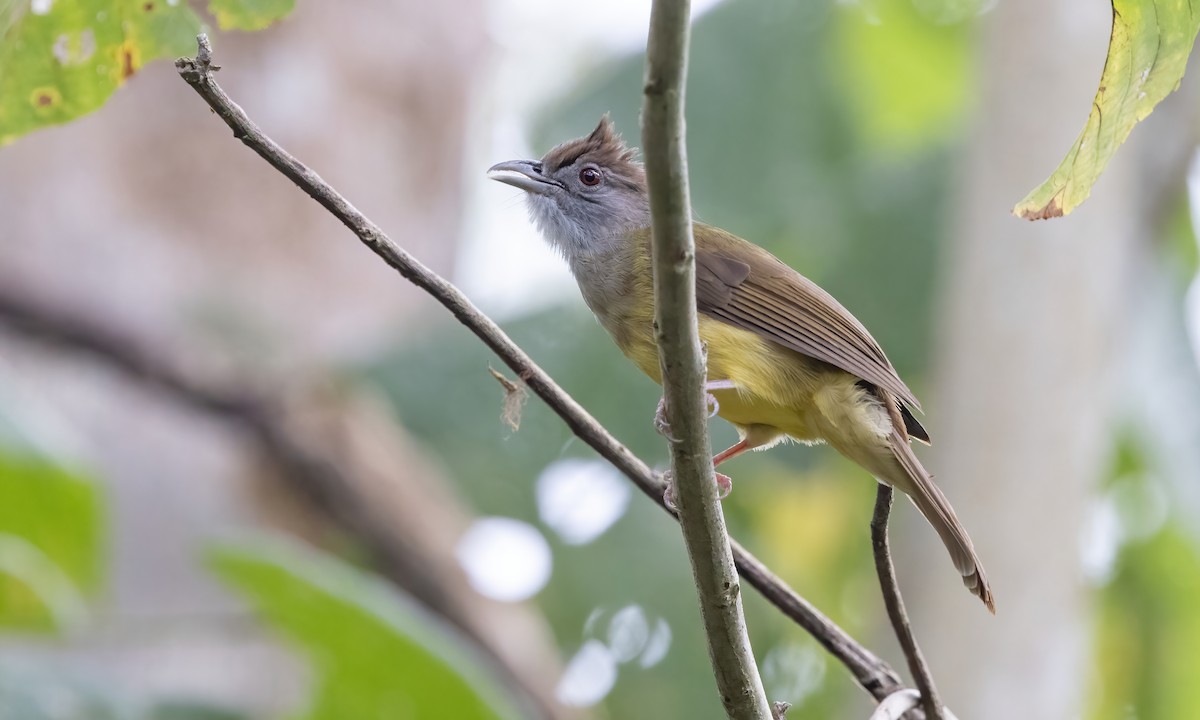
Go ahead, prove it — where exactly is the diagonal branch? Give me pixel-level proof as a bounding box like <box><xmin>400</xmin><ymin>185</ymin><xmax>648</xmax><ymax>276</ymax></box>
<box><xmin>173</xmin><ymin>34</ymin><xmax>907</xmax><ymax>704</ymax></box>
<box><xmin>641</xmin><ymin>1</ymin><xmax>771</xmax><ymax>717</ymax></box>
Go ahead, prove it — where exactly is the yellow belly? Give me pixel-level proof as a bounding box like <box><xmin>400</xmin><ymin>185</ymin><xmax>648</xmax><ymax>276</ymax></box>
<box><xmin>616</xmin><ymin>313</ymin><xmax>839</xmax><ymax>443</ymax></box>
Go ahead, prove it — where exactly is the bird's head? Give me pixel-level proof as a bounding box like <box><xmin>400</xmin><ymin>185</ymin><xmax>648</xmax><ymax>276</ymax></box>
<box><xmin>488</xmin><ymin>116</ymin><xmax>649</xmax><ymax>263</ymax></box>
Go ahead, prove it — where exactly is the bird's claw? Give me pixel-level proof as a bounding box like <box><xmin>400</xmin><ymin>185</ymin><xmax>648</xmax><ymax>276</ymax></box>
<box><xmin>661</xmin><ymin>470</ymin><xmax>733</xmax><ymax>510</ymax></box>
<box><xmin>654</xmin><ymin>396</ymin><xmax>678</xmax><ymax>441</ymax></box>
<box><xmin>662</xmin><ymin>472</ymin><xmax>678</xmax><ymax>511</ymax></box>
<box><xmin>657</xmin><ymin>380</ymin><xmax>734</xmax><ymax>434</ymax></box>
<box><xmin>703</xmin><ymin>379</ymin><xmax>736</xmax><ymax>419</ymax></box>
<box><xmin>715</xmin><ymin>472</ymin><xmax>732</xmax><ymax>498</ymax></box>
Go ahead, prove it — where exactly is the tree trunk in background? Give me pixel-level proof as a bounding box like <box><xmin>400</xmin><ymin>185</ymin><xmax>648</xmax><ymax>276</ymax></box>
<box><xmin>901</xmin><ymin>2</ymin><xmax>1137</xmax><ymax>718</ymax></box>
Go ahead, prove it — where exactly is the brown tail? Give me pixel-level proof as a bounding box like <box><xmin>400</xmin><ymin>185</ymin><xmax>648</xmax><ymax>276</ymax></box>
<box><xmin>881</xmin><ymin>394</ymin><xmax>995</xmax><ymax>613</ymax></box>
<box><xmin>890</xmin><ymin>433</ymin><xmax>994</xmax><ymax>611</ymax></box>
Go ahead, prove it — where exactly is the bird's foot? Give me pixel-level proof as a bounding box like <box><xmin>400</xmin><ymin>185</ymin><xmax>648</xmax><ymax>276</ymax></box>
<box><xmin>653</xmin><ymin>396</ymin><xmax>677</xmax><ymax>441</ymax></box>
<box><xmin>658</xmin><ymin>379</ymin><xmax>736</xmax><ymax>435</ymax></box>
<box><xmin>715</xmin><ymin>471</ymin><xmax>733</xmax><ymax>497</ymax></box>
<box><xmin>704</xmin><ymin>379</ymin><xmax>737</xmax><ymax>418</ymax></box>
<box><xmin>662</xmin><ymin>470</ymin><xmax>733</xmax><ymax>511</ymax></box>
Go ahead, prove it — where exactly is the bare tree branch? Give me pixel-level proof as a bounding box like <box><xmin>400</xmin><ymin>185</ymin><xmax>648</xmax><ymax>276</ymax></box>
<box><xmin>872</xmin><ymin>485</ymin><xmax>942</xmax><ymax>719</ymax></box>
<box><xmin>173</xmin><ymin>34</ymin><xmax>908</xmax><ymax>703</ymax></box>
<box><xmin>641</xmin><ymin>2</ymin><xmax>771</xmax><ymax>718</ymax></box>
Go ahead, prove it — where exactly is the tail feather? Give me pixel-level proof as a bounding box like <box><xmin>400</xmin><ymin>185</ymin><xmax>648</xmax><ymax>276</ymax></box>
<box><xmin>891</xmin><ymin>434</ymin><xmax>994</xmax><ymax>612</ymax></box>
<box><xmin>881</xmin><ymin>393</ymin><xmax>995</xmax><ymax>613</ymax></box>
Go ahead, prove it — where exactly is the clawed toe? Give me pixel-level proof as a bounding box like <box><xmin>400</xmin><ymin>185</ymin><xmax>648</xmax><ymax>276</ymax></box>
<box><xmin>661</xmin><ymin>470</ymin><xmax>733</xmax><ymax>509</ymax></box>
<box><xmin>705</xmin><ymin>392</ymin><xmax>720</xmax><ymax>418</ymax></box>
<box><xmin>654</xmin><ymin>397</ymin><xmax>678</xmax><ymax>440</ymax></box>
<box><xmin>716</xmin><ymin>472</ymin><xmax>732</xmax><ymax>498</ymax></box>
<box><xmin>662</xmin><ymin>471</ymin><xmax>678</xmax><ymax>511</ymax></box>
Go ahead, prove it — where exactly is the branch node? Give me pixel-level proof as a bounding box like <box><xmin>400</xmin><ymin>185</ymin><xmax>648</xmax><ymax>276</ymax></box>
<box><xmin>771</xmin><ymin>701</ymin><xmax>792</xmax><ymax>720</ymax></box>
<box><xmin>175</xmin><ymin>34</ymin><xmax>219</xmax><ymax>82</ymax></box>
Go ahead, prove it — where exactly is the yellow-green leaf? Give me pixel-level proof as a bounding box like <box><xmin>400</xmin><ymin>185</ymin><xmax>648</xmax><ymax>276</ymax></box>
<box><xmin>0</xmin><ymin>0</ymin><xmax>201</xmax><ymax>145</ymax></box>
<box><xmin>1014</xmin><ymin>0</ymin><xmax>1200</xmax><ymax>220</ymax></box>
<box><xmin>0</xmin><ymin>452</ymin><xmax>104</xmax><ymax>632</ymax></box>
<box><xmin>0</xmin><ymin>0</ymin><xmax>294</xmax><ymax>146</ymax></box>
<box><xmin>208</xmin><ymin>0</ymin><xmax>293</xmax><ymax>32</ymax></box>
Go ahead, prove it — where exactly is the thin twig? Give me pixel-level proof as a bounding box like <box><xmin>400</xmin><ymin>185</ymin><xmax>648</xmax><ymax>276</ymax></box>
<box><xmin>173</xmin><ymin>34</ymin><xmax>905</xmax><ymax>702</ymax></box>
<box><xmin>871</xmin><ymin>485</ymin><xmax>943</xmax><ymax>720</ymax></box>
<box><xmin>642</xmin><ymin>1</ymin><xmax>771</xmax><ymax>718</ymax></box>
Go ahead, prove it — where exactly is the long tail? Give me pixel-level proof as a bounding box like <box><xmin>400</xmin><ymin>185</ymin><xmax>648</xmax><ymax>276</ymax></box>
<box><xmin>888</xmin><ymin>431</ymin><xmax>994</xmax><ymax>611</ymax></box>
<box><xmin>881</xmin><ymin>393</ymin><xmax>995</xmax><ymax>613</ymax></box>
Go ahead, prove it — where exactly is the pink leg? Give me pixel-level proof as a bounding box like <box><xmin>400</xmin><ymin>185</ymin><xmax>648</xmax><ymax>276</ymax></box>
<box><xmin>713</xmin><ymin>439</ymin><xmax>751</xmax><ymax>467</ymax></box>
<box><xmin>659</xmin><ymin>381</ymin><xmax>745</xmax><ymax>506</ymax></box>
<box><xmin>710</xmin><ymin>439</ymin><xmax>751</xmax><ymax>499</ymax></box>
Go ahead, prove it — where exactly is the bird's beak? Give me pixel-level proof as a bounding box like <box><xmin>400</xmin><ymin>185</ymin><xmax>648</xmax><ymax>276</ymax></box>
<box><xmin>487</xmin><ymin>159</ymin><xmax>558</xmax><ymax>195</ymax></box>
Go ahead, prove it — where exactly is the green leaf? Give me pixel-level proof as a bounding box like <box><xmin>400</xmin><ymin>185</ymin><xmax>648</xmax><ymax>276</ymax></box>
<box><xmin>0</xmin><ymin>0</ymin><xmax>295</xmax><ymax>146</ymax></box>
<box><xmin>0</xmin><ymin>0</ymin><xmax>201</xmax><ymax>145</ymax></box>
<box><xmin>208</xmin><ymin>537</ymin><xmax>524</xmax><ymax>720</ymax></box>
<box><xmin>1014</xmin><ymin>0</ymin><xmax>1200</xmax><ymax>220</ymax></box>
<box><xmin>208</xmin><ymin>0</ymin><xmax>293</xmax><ymax>32</ymax></box>
<box><xmin>0</xmin><ymin>451</ymin><xmax>104</xmax><ymax>632</ymax></box>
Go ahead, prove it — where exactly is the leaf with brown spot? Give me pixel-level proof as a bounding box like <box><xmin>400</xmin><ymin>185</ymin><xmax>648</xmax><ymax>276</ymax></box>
<box><xmin>1014</xmin><ymin>0</ymin><xmax>1200</xmax><ymax>220</ymax></box>
<box><xmin>0</xmin><ymin>0</ymin><xmax>293</xmax><ymax>146</ymax></box>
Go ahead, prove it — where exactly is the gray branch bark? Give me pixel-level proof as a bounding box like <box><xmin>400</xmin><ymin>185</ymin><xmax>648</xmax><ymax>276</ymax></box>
<box><xmin>871</xmin><ymin>486</ymin><xmax>942</xmax><ymax>720</ymax></box>
<box><xmin>174</xmin><ymin>33</ymin><xmax>909</xmax><ymax>705</ymax></box>
<box><xmin>641</xmin><ymin>2</ymin><xmax>771</xmax><ymax>718</ymax></box>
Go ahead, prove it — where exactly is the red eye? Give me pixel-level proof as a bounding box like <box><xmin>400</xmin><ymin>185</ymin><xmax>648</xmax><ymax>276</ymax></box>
<box><xmin>579</xmin><ymin>167</ymin><xmax>602</xmax><ymax>186</ymax></box>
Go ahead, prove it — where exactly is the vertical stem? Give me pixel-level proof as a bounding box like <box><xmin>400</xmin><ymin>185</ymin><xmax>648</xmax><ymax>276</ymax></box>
<box><xmin>871</xmin><ymin>485</ymin><xmax>944</xmax><ymax>720</ymax></box>
<box><xmin>641</xmin><ymin>2</ymin><xmax>771</xmax><ymax>718</ymax></box>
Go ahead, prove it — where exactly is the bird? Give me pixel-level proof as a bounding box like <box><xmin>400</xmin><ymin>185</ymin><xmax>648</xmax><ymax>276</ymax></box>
<box><xmin>487</xmin><ymin>116</ymin><xmax>993</xmax><ymax>612</ymax></box>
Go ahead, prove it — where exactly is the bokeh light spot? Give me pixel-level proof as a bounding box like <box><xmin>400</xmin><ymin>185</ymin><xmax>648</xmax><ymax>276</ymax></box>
<box><xmin>639</xmin><ymin>618</ymin><xmax>672</xmax><ymax>668</ymax></box>
<box><xmin>607</xmin><ymin>604</ymin><xmax>649</xmax><ymax>663</ymax></box>
<box><xmin>556</xmin><ymin>640</ymin><xmax>617</xmax><ymax>707</ymax></box>
<box><xmin>456</xmin><ymin>517</ymin><xmax>551</xmax><ymax>602</ymax></box>
<box><xmin>537</xmin><ymin>458</ymin><xmax>631</xmax><ymax>545</ymax></box>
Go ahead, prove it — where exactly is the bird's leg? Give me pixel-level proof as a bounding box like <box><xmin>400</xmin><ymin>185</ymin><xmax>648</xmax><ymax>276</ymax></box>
<box><xmin>705</xmin><ymin>437</ymin><xmax>752</xmax><ymax>499</ymax></box>
<box><xmin>714</xmin><ymin>438</ymin><xmax>751</xmax><ymax>467</ymax></box>
<box><xmin>662</xmin><ymin>436</ymin><xmax>749</xmax><ymax>509</ymax></box>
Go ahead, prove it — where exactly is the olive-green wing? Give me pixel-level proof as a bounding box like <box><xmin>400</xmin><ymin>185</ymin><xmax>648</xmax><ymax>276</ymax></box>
<box><xmin>693</xmin><ymin>224</ymin><xmax>925</xmax><ymax>419</ymax></box>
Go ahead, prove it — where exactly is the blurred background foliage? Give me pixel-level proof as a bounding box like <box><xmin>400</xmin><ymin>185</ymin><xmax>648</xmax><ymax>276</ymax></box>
<box><xmin>2</xmin><ymin>0</ymin><xmax>1200</xmax><ymax>718</ymax></box>
<box><xmin>208</xmin><ymin>538</ymin><xmax>524</xmax><ymax>720</ymax></box>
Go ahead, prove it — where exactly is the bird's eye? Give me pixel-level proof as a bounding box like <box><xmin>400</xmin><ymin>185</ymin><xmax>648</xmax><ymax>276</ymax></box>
<box><xmin>579</xmin><ymin>167</ymin><xmax>602</xmax><ymax>186</ymax></box>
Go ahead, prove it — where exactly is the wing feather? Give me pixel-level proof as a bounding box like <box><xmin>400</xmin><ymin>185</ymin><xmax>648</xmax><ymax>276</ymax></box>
<box><xmin>693</xmin><ymin>224</ymin><xmax>922</xmax><ymax>413</ymax></box>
